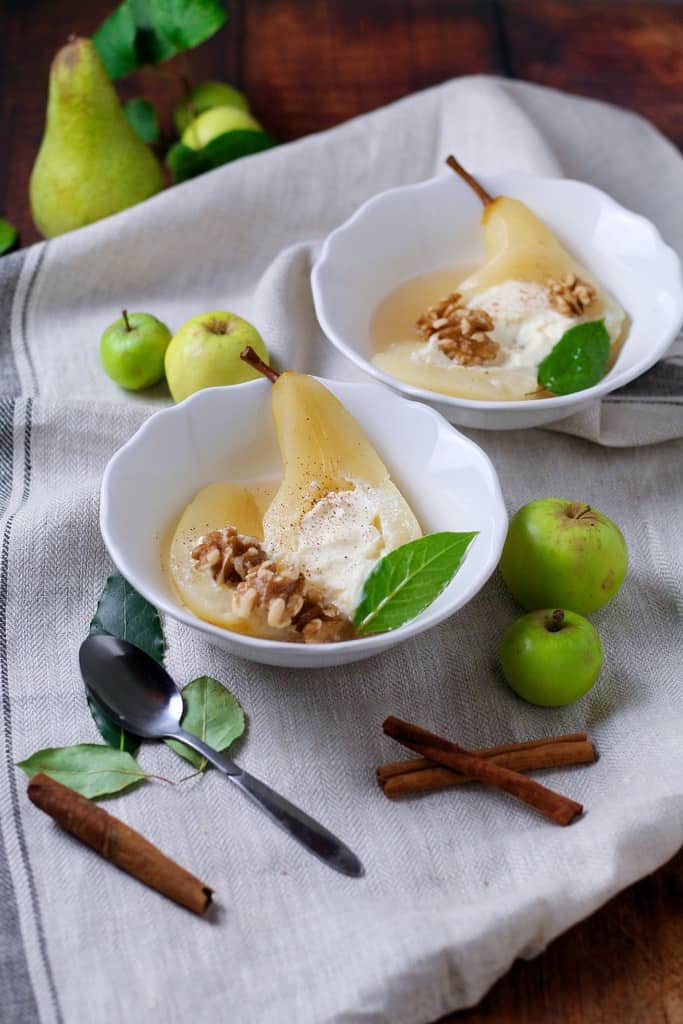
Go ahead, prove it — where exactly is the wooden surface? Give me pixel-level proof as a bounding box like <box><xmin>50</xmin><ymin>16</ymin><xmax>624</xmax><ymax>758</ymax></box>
<box><xmin>1</xmin><ymin>1</ymin><xmax>683</xmax><ymax>1020</ymax></box>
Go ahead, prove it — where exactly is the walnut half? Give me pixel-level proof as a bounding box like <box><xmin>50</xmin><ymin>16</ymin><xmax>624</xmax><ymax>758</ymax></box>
<box><xmin>416</xmin><ymin>291</ymin><xmax>500</xmax><ymax>366</ymax></box>
<box><xmin>191</xmin><ymin>527</ymin><xmax>266</xmax><ymax>584</ymax></box>
<box><xmin>547</xmin><ymin>273</ymin><xmax>596</xmax><ymax>317</ymax></box>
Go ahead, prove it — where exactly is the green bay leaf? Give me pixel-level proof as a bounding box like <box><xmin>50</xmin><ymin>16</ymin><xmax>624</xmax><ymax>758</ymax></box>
<box><xmin>0</xmin><ymin>218</ymin><xmax>18</xmax><ymax>256</ymax></box>
<box><xmin>18</xmin><ymin>744</ymin><xmax>148</xmax><ymax>799</ymax></box>
<box><xmin>165</xmin><ymin>676</ymin><xmax>245</xmax><ymax>770</ymax></box>
<box><xmin>537</xmin><ymin>319</ymin><xmax>611</xmax><ymax>396</ymax></box>
<box><xmin>88</xmin><ymin>573</ymin><xmax>165</xmax><ymax>752</ymax></box>
<box><xmin>124</xmin><ymin>98</ymin><xmax>160</xmax><ymax>142</ymax></box>
<box><xmin>353</xmin><ymin>531</ymin><xmax>478</xmax><ymax>636</ymax></box>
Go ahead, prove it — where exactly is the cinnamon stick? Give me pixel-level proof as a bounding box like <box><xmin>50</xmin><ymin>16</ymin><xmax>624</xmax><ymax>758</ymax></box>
<box><xmin>445</xmin><ymin>155</ymin><xmax>495</xmax><ymax>207</ymax></box>
<box><xmin>28</xmin><ymin>774</ymin><xmax>213</xmax><ymax>915</ymax></box>
<box><xmin>378</xmin><ymin>736</ymin><xmax>595</xmax><ymax>798</ymax></box>
<box><xmin>240</xmin><ymin>345</ymin><xmax>280</xmax><ymax>383</ymax></box>
<box><xmin>382</xmin><ymin>718</ymin><xmax>584</xmax><ymax>826</ymax></box>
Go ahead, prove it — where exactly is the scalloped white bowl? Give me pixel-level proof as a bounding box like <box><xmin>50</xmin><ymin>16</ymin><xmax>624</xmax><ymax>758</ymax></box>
<box><xmin>312</xmin><ymin>172</ymin><xmax>683</xmax><ymax>430</ymax></box>
<box><xmin>100</xmin><ymin>379</ymin><xmax>507</xmax><ymax>668</ymax></box>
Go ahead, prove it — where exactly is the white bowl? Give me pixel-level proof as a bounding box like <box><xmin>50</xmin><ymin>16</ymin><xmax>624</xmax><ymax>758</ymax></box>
<box><xmin>100</xmin><ymin>379</ymin><xmax>507</xmax><ymax>668</ymax></box>
<box><xmin>312</xmin><ymin>172</ymin><xmax>683</xmax><ymax>430</ymax></box>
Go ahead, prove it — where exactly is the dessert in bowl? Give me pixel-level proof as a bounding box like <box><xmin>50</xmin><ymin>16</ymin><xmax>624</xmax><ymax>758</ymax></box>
<box><xmin>100</xmin><ymin>368</ymin><xmax>507</xmax><ymax>669</ymax></box>
<box><xmin>312</xmin><ymin>159</ymin><xmax>683</xmax><ymax>430</ymax></box>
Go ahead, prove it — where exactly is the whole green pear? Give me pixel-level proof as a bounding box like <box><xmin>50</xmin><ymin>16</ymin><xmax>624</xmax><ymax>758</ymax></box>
<box><xmin>174</xmin><ymin>81</ymin><xmax>250</xmax><ymax>135</ymax></box>
<box><xmin>30</xmin><ymin>37</ymin><xmax>165</xmax><ymax>238</ymax></box>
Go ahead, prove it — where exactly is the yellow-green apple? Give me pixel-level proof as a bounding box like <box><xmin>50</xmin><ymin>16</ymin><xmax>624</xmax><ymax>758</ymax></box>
<box><xmin>164</xmin><ymin>311</ymin><xmax>268</xmax><ymax>402</ymax></box>
<box><xmin>174</xmin><ymin>81</ymin><xmax>250</xmax><ymax>136</ymax></box>
<box><xmin>181</xmin><ymin>107</ymin><xmax>262</xmax><ymax>150</ymax></box>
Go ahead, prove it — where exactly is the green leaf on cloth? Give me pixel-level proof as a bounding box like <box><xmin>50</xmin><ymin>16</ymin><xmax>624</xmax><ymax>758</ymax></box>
<box><xmin>94</xmin><ymin>0</ymin><xmax>228</xmax><ymax>79</ymax></box>
<box><xmin>0</xmin><ymin>218</ymin><xmax>18</xmax><ymax>256</ymax></box>
<box><xmin>353</xmin><ymin>532</ymin><xmax>478</xmax><ymax>635</ymax></box>
<box><xmin>537</xmin><ymin>319</ymin><xmax>611</xmax><ymax>396</ymax></box>
<box><xmin>165</xmin><ymin>676</ymin><xmax>245</xmax><ymax>770</ymax></box>
<box><xmin>124</xmin><ymin>98</ymin><xmax>160</xmax><ymax>142</ymax></box>
<box><xmin>88</xmin><ymin>573</ymin><xmax>166</xmax><ymax>752</ymax></box>
<box><xmin>166</xmin><ymin>130</ymin><xmax>275</xmax><ymax>183</ymax></box>
<box><xmin>18</xmin><ymin>745</ymin><xmax>148</xmax><ymax>799</ymax></box>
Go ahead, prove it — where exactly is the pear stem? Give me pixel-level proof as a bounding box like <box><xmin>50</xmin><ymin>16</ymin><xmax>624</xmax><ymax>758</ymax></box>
<box><xmin>122</xmin><ymin>309</ymin><xmax>132</xmax><ymax>333</ymax></box>
<box><xmin>240</xmin><ymin>346</ymin><xmax>280</xmax><ymax>383</ymax></box>
<box><xmin>546</xmin><ymin>609</ymin><xmax>565</xmax><ymax>633</ymax></box>
<box><xmin>445</xmin><ymin>155</ymin><xmax>494</xmax><ymax>207</ymax></box>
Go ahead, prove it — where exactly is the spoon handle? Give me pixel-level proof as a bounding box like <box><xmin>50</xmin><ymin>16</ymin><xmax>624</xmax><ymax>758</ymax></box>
<box><xmin>172</xmin><ymin>729</ymin><xmax>364</xmax><ymax>878</ymax></box>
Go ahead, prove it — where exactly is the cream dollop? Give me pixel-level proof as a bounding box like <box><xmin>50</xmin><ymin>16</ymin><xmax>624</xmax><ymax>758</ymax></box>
<box><xmin>412</xmin><ymin>280</ymin><xmax>624</xmax><ymax>372</ymax></box>
<box><xmin>268</xmin><ymin>482</ymin><xmax>410</xmax><ymax>617</ymax></box>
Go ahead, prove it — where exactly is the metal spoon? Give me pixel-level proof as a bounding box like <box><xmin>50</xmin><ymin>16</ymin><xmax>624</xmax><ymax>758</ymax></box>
<box><xmin>79</xmin><ymin>634</ymin><xmax>364</xmax><ymax>878</ymax></box>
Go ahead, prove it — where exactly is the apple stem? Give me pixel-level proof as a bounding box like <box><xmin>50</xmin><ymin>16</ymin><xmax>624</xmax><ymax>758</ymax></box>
<box><xmin>122</xmin><ymin>309</ymin><xmax>132</xmax><ymax>333</ymax></box>
<box><xmin>575</xmin><ymin>505</ymin><xmax>592</xmax><ymax>520</ymax></box>
<box><xmin>240</xmin><ymin>346</ymin><xmax>280</xmax><ymax>384</ymax></box>
<box><xmin>547</xmin><ymin>609</ymin><xmax>565</xmax><ymax>633</ymax></box>
<box><xmin>445</xmin><ymin>155</ymin><xmax>494</xmax><ymax>207</ymax></box>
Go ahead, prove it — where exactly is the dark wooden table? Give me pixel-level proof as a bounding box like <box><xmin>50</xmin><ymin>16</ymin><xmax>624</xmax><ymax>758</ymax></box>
<box><xmin>2</xmin><ymin>1</ymin><xmax>682</xmax><ymax>1020</ymax></box>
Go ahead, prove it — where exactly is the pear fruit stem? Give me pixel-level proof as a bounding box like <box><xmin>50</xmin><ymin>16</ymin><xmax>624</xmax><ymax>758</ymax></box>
<box><xmin>445</xmin><ymin>155</ymin><xmax>494</xmax><ymax>207</ymax></box>
<box><xmin>122</xmin><ymin>309</ymin><xmax>132</xmax><ymax>332</ymax></box>
<box><xmin>240</xmin><ymin>346</ymin><xmax>280</xmax><ymax>383</ymax></box>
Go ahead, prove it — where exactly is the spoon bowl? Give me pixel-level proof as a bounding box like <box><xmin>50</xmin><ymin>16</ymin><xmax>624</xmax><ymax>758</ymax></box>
<box><xmin>80</xmin><ymin>634</ymin><xmax>184</xmax><ymax>738</ymax></box>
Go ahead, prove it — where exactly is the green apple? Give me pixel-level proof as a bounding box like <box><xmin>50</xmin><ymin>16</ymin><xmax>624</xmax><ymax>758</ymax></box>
<box><xmin>175</xmin><ymin>81</ymin><xmax>250</xmax><ymax>136</ymax></box>
<box><xmin>500</xmin><ymin>608</ymin><xmax>603</xmax><ymax>706</ymax></box>
<box><xmin>181</xmin><ymin>107</ymin><xmax>262</xmax><ymax>151</ymax></box>
<box><xmin>165</xmin><ymin>311</ymin><xmax>269</xmax><ymax>402</ymax></box>
<box><xmin>500</xmin><ymin>498</ymin><xmax>627</xmax><ymax>615</ymax></box>
<box><xmin>100</xmin><ymin>310</ymin><xmax>171</xmax><ymax>390</ymax></box>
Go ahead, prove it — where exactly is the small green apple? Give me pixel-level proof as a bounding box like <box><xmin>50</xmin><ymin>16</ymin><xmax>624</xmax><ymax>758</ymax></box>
<box><xmin>500</xmin><ymin>498</ymin><xmax>627</xmax><ymax>614</ymax></box>
<box><xmin>175</xmin><ymin>81</ymin><xmax>250</xmax><ymax>136</ymax></box>
<box><xmin>165</xmin><ymin>311</ymin><xmax>269</xmax><ymax>402</ymax></box>
<box><xmin>100</xmin><ymin>310</ymin><xmax>171</xmax><ymax>390</ymax></box>
<box><xmin>500</xmin><ymin>608</ymin><xmax>603</xmax><ymax>707</ymax></box>
<box><xmin>181</xmin><ymin>107</ymin><xmax>262</xmax><ymax>151</ymax></box>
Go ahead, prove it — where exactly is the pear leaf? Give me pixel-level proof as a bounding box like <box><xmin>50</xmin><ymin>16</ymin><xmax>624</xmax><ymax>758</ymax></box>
<box><xmin>88</xmin><ymin>573</ymin><xmax>166</xmax><ymax>753</ymax></box>
<box><xmin>166</xmin><ymin>130</ymin><xmax>276</xmax><ymax>183</ymax></box>
<box><xmin>95</xmin><ymin>0</ymin><xmax>228</xmax><ymax>79</ymax></box>
<box><xmin>0</xmin><ymin>218</ymin><xmax>18</xmax><ymax>256</ymax></box>
<box><xmin>537</xmin><ymin>319</ymin><xmax>611</xmax><ymax>396</ymax></box>
<box><xmin>18</xmin><ymin>744</ymin><xmax>148</xmax><ymax>800</ymax></box>
<box><xmin>165</xmin><ymin>676</ymin><xmax>245</xmax><ymax>770</ymax></box>
<box><xmin>353</xmin><ymin>532</ymin><xmax>478</xmax><ymax>635</ymax></box>
<box><xmin>124</xmin><ymin>98</ymin><xmax>160</xmax><ymax>142</ymax></box>
<box><xmin>93</xmin><ymin>2</ymin><xmax>139</xmax><ymax>79</ymax></box>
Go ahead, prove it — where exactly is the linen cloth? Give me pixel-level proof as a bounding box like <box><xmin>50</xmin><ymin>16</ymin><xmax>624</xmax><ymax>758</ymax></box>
<box><xmin>1</xmin><ymin>76</ymin><xmax>682</xmax><ymax>1024</ymax></box>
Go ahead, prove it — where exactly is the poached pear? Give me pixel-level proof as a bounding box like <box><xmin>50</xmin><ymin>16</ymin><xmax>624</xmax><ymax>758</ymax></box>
<box><xmin>167</xmin><ymin>358</ymin><xmax>421</xmax><ymax>639</ymax></box>
<box><xmin>30</xmin><ymin>38</ymin><xmax>165</xmax><ymax>238</ymax></box>
<box><xmin>373</xmin><ymin>156</ymin><xmax>627</xmax><ymax>402</ymax></box>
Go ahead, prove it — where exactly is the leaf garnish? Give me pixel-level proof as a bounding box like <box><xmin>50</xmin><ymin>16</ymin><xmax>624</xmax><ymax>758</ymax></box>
<box><xmin>124</xmin><ymin>98</ymin><xmax>160</xmax><ymax>142</ymax></box>
<box><xmin>88</xmin><ymin>573</ymin><xmax>165</xmax><ymax>752</ymax></box>
<box><xmin>353</xmin><ymin>532</ymin><xmax>477</xmax><ymax>636</ymax></box>
<box><xmin>94</xmin><ymin>0</ymin><xmax>228</xmax><ymax>79</ymax></box>
<box><xmin>537</xmin><ymin>319</ymin><xmax>611</xmax><ymax>396</ymax></box>
<box><xmin>0</xmin><ymin>218</ymin><xmax>18</xmax><ymax>256</ymax></box>
<box><xmin>18</xmin><ymin>745</ymin><xmax>148</xmax><ymax>799</ymax></box>
<box><xmin>165</xmin><ymin>676</ymin><xmax>245</xmax><ymax>771</ymax></box>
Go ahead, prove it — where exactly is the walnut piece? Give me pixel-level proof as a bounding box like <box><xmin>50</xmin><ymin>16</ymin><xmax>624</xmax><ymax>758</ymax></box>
<box><xmin>233</xmin><ymin>561</ymin><xmax>348</xmax><ymax>643</ymax></box>
<box><xmin>547</xmin><ymin>273</ymin><xmax>596</xmax><ymax>317</ymax></box>
<box><xmin>416</xmin><ymin>291</ymin><xmax>500</xmax><ymax>366</ymax></box>
<box><xmin>192</xmin><ymin>528</ymin><xmax>349</xmax><ymax>643</ymax></box>
<box><xmin>191</xmin><ymin>527</ymin><xmax>266</xmax><ymax>584</ymax></box>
